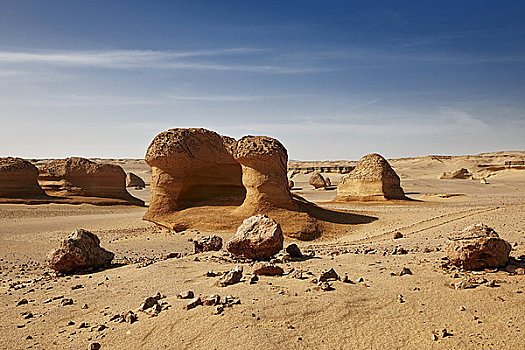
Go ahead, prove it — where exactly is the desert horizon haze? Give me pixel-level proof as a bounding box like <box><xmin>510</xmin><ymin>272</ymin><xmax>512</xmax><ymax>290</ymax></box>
<box><xmin>1</xmin><ymin>1</ymin><xmax>524</xmax><ymax>160</ymax></box>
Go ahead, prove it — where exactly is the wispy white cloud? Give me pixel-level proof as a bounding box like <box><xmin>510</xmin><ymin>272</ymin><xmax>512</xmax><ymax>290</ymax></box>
<box><xmin>0</xmin><ymin>48</ymin><xmax>328</xmax><ymax>73</ymax></box>
<box><xmin>164</xmin><ymin>93</ymin><xmax>304</xmax><ymax>102</ymax></box>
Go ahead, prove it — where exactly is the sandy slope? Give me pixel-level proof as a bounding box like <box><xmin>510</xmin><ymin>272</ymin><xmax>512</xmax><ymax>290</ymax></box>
<box><xmin>1</xmin><ymin>152</ymin><xmax>524</xmax><ymax>349</ymax></box>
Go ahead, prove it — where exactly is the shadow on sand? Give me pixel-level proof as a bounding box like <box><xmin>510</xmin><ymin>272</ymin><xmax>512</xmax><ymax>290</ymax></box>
<box><xmin>292</xmin><ymin>194</ymin><xmax>378</xmax><ymax>225</ymax></box>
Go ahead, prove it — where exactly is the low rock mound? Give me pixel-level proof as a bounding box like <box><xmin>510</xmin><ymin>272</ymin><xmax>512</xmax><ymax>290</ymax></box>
<box><xmin>225</xmin><ymin>215</ymin><xmax>284</xmax><ymax>260</ymax></box>
<box><xmin>335</xmin><ymin>153</ymin><xmax>405</xmax><ymax>201</ymax></box>
<box><xmin>0</xmin><ymin>157</ymin><xmax>46</xmax><ymax>198</ymax></box>
<box><xmin>439</xmin><ymin>168</ymin><xmax>472</xmax><ymax>179</ymax></box>
<box><xmin>309</xmin><ymin>172</ymin><xmax>328</xmax><ymax>189</ymax></box>
<box><xmin>126</xmin><ymin>172</ymin><xmax>146</xmax><ymax>188</ymax></box>
<box><xmin>38</xmin><ymin>157</ymin><xmax>143</xmax><ymax>205</ymax></box>
<box><xmin>446</xmin><ymin>224</ymin><xmax>511</xmax><ymax>270</ymax></box>
<box><xmin>47</xmin><ymin>229</ymin><xmax>114</xmax><ymax>273</ymax></box>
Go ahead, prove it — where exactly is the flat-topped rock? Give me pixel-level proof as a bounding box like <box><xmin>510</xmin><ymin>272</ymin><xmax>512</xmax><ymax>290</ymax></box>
<box><xmin>0</xmin><ymin>157</ymin><xmax>45</xmax><ymax>198</ymax></box>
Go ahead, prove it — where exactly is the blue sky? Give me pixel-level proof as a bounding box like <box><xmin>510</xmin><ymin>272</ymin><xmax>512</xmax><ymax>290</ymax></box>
<box><xmin>1</xmin><ymin>1</ymin><xmax>524</xmax><ymax>160</ymax></box>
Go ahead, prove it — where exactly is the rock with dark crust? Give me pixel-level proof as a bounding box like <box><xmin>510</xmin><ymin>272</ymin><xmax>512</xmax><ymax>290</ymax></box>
<box><xmin>252</xmin><ymin>263</ymin><xmax>284</xmax><ymax>276</ymax></box>
<box><xmin>47</xmin><ymin>229</ymin><xmax>114</xmax><ymax>273</ymax></box>
<box><xmin>194</xmin><ymin>235</ymin><xmax>223</xmax><ymax>253</ymax></box>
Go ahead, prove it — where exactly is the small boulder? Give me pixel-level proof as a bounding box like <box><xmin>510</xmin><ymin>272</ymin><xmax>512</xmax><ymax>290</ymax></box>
<box><xmin>177</xmin><ymin>291</ymin><xmax>194</xmax><ymax>299</ymax></box>
<box><xmin>185</xmin><ymin>297</ymin><xmax>202</xmax><ymax>310</ymax></box>
<box><xmin>286</xmin><ymin>243</ymin><xmax>303</xmax><ymax>258</ymax></box>
<box><xmin>252</xmin><ymin>263</ymin><xmax>284</xmax><ymax>276</ymax></box>
<box><xmin>309</xmin><ymin>172</ymin><xmax>328</xmax><ymax>189</ymax></box>
<box><xmin>399</xmin><ymin>267</ymin><xmax>412</xmax><ymax>276</ymax></box>
<box><xmin>454</xmin><ymin>277</ymin><xmax>475</xmax><ymax>290</ymax></box>
<box><xmin>226</xmin><ymin>215</ymin><xmax>283</xmax><ymax>260</ymax></box>
<box><xmin>219</xmin><ymin>266</ymin><xmax>243</xmax><ymax>286</ymax></box>
<box><xmin>288</xmin><ymin>179</ymin><xmax>294</xmax><ymax>189</ymax></box>
<box><xmin>203</xmin><ymin>294</ymin><xmax>221</xmax><ymax>306</ymax></box>
<box><xmin>393</xmin><ymin>232</ymin><xmax>403</xmax><ymax>239</ymax></box>
<box><xmin>446</xmin><ymin>224</ymin><xmax>511</xmax><ymax>270</ymax></box>
<box><xmin>318</xmin><ymin>268</ymin><xmax>339</xmax><ymax>282</ymax></box>
<box><xmin>47</xmin><ymin>229</ymin><xmax>114</xmax><ymax>274</ymax></box>
<box><xmin>194</xmin><ymin>235</ymin><xmax>223</xmax><ymax>253</ymax></box>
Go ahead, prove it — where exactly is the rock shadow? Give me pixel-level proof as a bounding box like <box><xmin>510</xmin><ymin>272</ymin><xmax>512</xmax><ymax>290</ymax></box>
<box><xmin>291</xmin><ymin>194</ymin><xmax>377</xmax><ymax>225</ymax></box>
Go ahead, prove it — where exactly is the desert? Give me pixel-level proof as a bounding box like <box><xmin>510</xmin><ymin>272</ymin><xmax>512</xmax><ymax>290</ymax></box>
<box><xmin>2</xmin><ymin>2</ymin><xmax>525</xmax><ymax>349</ymax></box>
<box><xmin>1</xmin><ymin>144</ymin><xmax>524</xmax><ymax>349</ymax></box>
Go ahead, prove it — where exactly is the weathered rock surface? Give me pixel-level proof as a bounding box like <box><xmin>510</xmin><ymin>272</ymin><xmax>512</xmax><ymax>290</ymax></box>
<box><xmin>234</xmin><ymin>135</ymin><xmax>295</xmax><ymax>212</ymax></box>
<box><xmin>144</xmin><ymin>128</ymin><xmax>244</xmax><ymax>218</ymax></box>
<box><xmin>38</xmin><ymin>157</ymin><xmax>143</xmax><ymax>205</ymax></box>
<box><xmin>0</xmin><ymin>157</ymin><xmax>45</xmax><ymax>198</ymax></box>
<box><xmin>252</xmin><ymin>263</ymin><xmax>284</xmax><ymax>276</ymax></box>
<box><xmin>142</xmin><ymin>127</ymin><xmax>356</xmax><ymax>240</ymax></box>
<box><xmin>286</xmin><ymin>243</ymin><xmax>303</xmax><ymax>258</ymax></box>
<box><xmin>194</xmin><ymin>235</ymin><xmax>223</xmax><ymax>253</ymax></box>
<box><xmin>47</xmin><ymin>229</ymin><xmax>114</xmax><ymax>273</ymax></box>
<box><xmin>335</xmin><ymin>153</ymin><xmax>405</xmax><ymax>201</ymax></box>
<box><xmin>446</xmin><ymin>224</ymin><xmax>511</xmax><ymax>270</ymax></box>
<box><xmin>309</xmin><ymin>172</ymin><xmax>328</xmax><ymax>189</ymax></box>
<box><xmin>439</xmin><ymin>168</ymin><xmax>472</xmax><ymax>179</ymax></box>
<box><xmin>219</xmin><ymin>266</ymin><xmax>243</xmax><ymax>286</ymax></box>
<box><xmin>318</xmin><ymin>268</ymin><xmax>339</xmax><ymax>282</ymax></box>
<box><xmin>126</xmin><ymin>172</ymin><xmax>146</xmax><ymax>188</ymax></box>
<box><xmin>226</xmin><ymin>215</ymin><xmax>284</xmax><ymax>260</ymax></box>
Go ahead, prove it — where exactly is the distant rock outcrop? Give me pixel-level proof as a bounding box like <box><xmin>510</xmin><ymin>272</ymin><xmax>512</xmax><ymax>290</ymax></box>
<box><xmin>47</xmin><ymin>229</ymin><xmax>114</xmax><ymax>273</ymax></box>
<box><xmin>446</xmin><ymin>224</ymin><xmax>511</xmax><ymax>270</ymax></box>
<box><xmin>126</xmin><ymin>172</ymin><xmax>146</xmax><ymax>189</ymax></box>
<box><xmin>439</xmin><ymin>168</ymin><xmax>472</xmax><ymax>179</ymax></box>
<box><xmin>335</xmin><ymin>153</ymin><xmax>406</xmax><ymax>201</ymax></box>
<box><xmin>309</xmin><ymin>172</ymin><xmax>328</xmax><ymax>189</ymax></box>
<box><xmin>38</xmin><ymin>157</ymin><xmax>143</xmax><ymax>205</ymax></box>
<box><xmin>0</xmin><ymin>157</ymin><xmax>45</xmax><ymax>198</ymax></box>
<box><xmin>225</xmin><ymin>215</ymin><xmax>284</xmax><ymax>260</ymax></box>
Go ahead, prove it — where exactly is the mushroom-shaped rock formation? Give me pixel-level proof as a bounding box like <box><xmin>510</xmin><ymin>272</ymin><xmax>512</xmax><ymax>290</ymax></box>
<box><xmin>0</xmin><ymin>157</ymin><xmax>46</xmax><ymax>198</ymax></box>
<box><xmin>142</xmin><ymin>128</ymin><xmax>367</xmax><ymax>240</ymax></box>
<box><xmin>446</xmin><ymin>224</ymin><xmax>511</xmax><ymax>270</ymax></box>
<box><xmin>233</xmin><ymin>136</ymin><xmax>295</xmax><ymax>213</ymax></box>
<box><xmin>38</xmin><ymin>157</ymin><xmax>143</xmax><ymax>205</ymax></box>
<box><xmin>144</xmin><ymin>128</ymin><xmax>244</xmax><ymax>224</ymax></box>
<box><xmin>335</xmin><ymin>153</ymin><xmax>406</xmax><ymax>201</ymax></box>
<box><xmin>126</xmin><ymin>172</ymin><xmax>146</xmax><ymax>188</ymax></box>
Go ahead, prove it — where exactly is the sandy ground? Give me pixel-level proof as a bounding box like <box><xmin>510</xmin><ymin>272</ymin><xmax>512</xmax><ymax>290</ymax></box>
<box><xmin>1</xmin><ymin>152</ymin><xmax>524</xmax><ymax>349</ymax></box>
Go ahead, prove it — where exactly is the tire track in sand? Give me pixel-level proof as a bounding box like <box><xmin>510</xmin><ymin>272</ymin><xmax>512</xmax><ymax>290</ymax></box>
<box><xmin>309</xmin><ymin>205</ymin><xmax>502</xmax><ymax>251</ymax></box>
